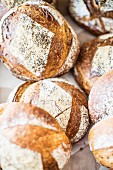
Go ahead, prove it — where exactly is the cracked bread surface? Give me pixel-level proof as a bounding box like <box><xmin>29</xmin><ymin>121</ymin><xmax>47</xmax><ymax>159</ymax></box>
<box><xmin>8</xmin><ymin>78</ymin><xmax>89</xmax><ymax>144</ymax></box>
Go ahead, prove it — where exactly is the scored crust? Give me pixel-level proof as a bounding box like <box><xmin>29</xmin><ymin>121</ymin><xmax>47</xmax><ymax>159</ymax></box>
<box><xmin>88</xmin><ymin>116</ymin><xmax>113</xmax><ymax>168</ymax></box>
<box><xmin>69</xmin><ymin>0</ymin><xmax>113</xmax><ymax>35</ymax></box>
<box><xmin>0</xmin><ymin>1</ymin><xmax>79</xmax><ymax>81</ymax></box>
<box><xmin>74</xmin><ymin>33</ymin><xmax>113</xmax><ymax>94</ymax></box>
<box><xmin>8</xmin><ymin>78</ymin><xmax>89</xmax><ymax>144</ymax></box>
<box><xmin>0</xmin><ymin>102</ymin><xmax>71</xmax><ymax>170</ymax></box>
<box><xmin>88</xmin><ymin>70</ymin><xmax>113</xmax><ymax>123</ymax></box>
<box><xmin>0</xmin><ymin>0</ymin><xmax>57</xmax><ymax>20</ymax></box>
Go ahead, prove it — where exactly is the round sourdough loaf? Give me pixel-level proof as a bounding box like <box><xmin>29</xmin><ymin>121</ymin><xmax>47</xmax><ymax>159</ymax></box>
<box><xmin>8</xmin><ymin>78</ymin><xmax>89</xmax><ymax>144</ymax></box>
<box><xmin>88</xmin><ymin>116</ymin><xmax>113</xmax><ymax>169</ymax></box>
<box><xmin>0</xmin><ymin>102</ymin><xmax>71</xmax><ymax>170</ymax></box>
<box><xmin>69</xmin><ymin>0</ymin><xmax>113</xmax><ymax>35</ymax></box>
<box><xmin>0</xmin><ymin>1</ymin><xmax>79</xmax><ymax>81</ymax></box>
<box><xmin>0</xmin><ymin>0</ymin><xmax>57</xmax><ymax>19</ymax></box>
<box><xmin>89</xmin><ymin>70</ymin><xmax>113</xmax><ymax>123</ymax></box>
<box><xmin>74</xmin><ymin>34</ymin><xmax>113</xmax><ymax>94</ymax></box>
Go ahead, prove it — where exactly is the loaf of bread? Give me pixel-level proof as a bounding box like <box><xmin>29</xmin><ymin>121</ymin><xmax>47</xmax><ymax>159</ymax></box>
<box><xmin>74</xmin><ymin>34</ymin><xmax>113</xmax><ymax>94</ymax></box>
<box><xmin>69</xmin><ymin>0</ymin><xmax>113</xmax><ymax>35</ymax></box>
<box><xmin>0</xmin><ymin>102</ymin><xmax>71</xmax><ymax>170</ymax></box>
<box><xmin>89</xmin><ymin>70</ymin><xmax>113</xmax><ymax>123</ymax></box>
<box><xmin>8</xmin><ymin>78</ymin><xmax>89</xmax><ymax>144</ymax></box>
<box><xmin>0</xmin><ymin>1</ymin><xmax>79</xmax><ymax>81</ymax></box>
<box><xmin>0</xmin><ymin>0</ymin><xmax>57</xmax><ymax>19</ymax></box>
<box><xmin>88</xmin><ymin>116</ymin><xmax>113</xmax><ymax>169</ymax></box>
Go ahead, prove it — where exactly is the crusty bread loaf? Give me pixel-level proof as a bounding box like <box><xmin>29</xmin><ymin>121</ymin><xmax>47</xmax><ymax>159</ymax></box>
<box><xmin>0</xmin><ymin>1</ymin><xmax>79</xmax><ymax>81</ymax></box>
<box><xmin>69</xmin><ymin>0</ymin><xmax>113</xmax><ymax>35</ymax></box>
<box><xmin>74</xmin><ymin>34</ymin><xmax>113</xmax><ymax>94</ymax></box>
<box><xmin>8</xmin><ymin>78</ymin><xmax>89</xmax><ymax>144</ymax></box>
<box><xmin>0</xmin><ymin>102</ymin><xmax>71</xmax><ymax>170</ymax></box>
<box><xmin>89</xmin><ymin>70</ymin><xmax>113</xmax><ymax>123</ymax></box>
<box><xmin>88</xmin><ymin>116</ymin><xmax>113</xmax><ymax>169</ymax></box>
<box><xmin>1</xmin><ymin>0</ymin><xmax>57</xmax><ymax>9</ymax></box>
<box><xmin>0</xmin><ymin>0</ymin><xmax>57</xmax><ymax>19</ymax></box>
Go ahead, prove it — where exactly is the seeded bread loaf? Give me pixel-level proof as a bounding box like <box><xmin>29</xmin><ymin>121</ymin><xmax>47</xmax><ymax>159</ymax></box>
<box><xmin>89</xmin><ymin>116</ymin><xmax>113</xmax><ymax>169</ymax></box>
<box><xmin>89</xmin><ymin>70</ymin><xmax>113</xmax><ymax>123</ymax></box>
<box><xmin>0</xmin><ymin>0</ymin><xmax>57</xmax><ymax>19</ymax></box>
<box><xmin>74</xmin><ymin>34</ymin><xmax>113</xmax><ymax>94</ymax></box>
<box><xmin>8</xmin><ymin>78</ymin><xmax>89</xmax><ymax>144</ymax></box>
<box><xmin>0</xmin><ymin>1</ymin><xmax>79</xmax><ymax>81</ymax></box>
<box><xmin>69</xmin><ymin>0</ymin><xmax>113</xmax><ymax>35</ymax></box>
<box><xmin>0</xmin><ymin>102</ymin><xmax>71</xmax><ymax>170</ymax></box>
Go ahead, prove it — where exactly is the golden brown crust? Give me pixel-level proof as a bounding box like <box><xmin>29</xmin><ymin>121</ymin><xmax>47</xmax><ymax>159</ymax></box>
<box><xmin>0</xmin><ymin>102</ymin><xmax>71</xmax><ymax>170</ymax></box>
<box><xmin>0</xmin><ymin>2</ymin><xmax>79</xmax><ymax>81</ymax></box>
<box><xmin>9</xmin><ymin>78</ymin><xmax>89</xmax><ymax>144</ymax></box>
<box><xmin>54</xmin><ymin>81</ymin><xmax>88</xmax><ymax>141</ymax></box>
<box><xmin>74</xmin><ymin>34</ymin><xmax>113</xmax><ymax>94</ymax></box>
<box><xmin>88</xmin><ymin>116</ymin><xmax>113</xmax><ymax>168</ymax></box>
<box><xmin>69</xmin><ymin>0</ymin><xmax>113</xmax><ymax>35</ymax></box>
<box><xmin>0</xmin><ymin>0</ymin><xmax>57</xmax><ymax>19</ymax></box>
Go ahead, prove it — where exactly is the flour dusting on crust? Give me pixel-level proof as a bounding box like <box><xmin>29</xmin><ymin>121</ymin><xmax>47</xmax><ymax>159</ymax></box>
<box><xmin>94</xmin><ymin>134</ymin><xmax>113</xmax><ymax>150</ymax></box>
<box><xmin>20</xmin><ymin>79</ymin><xmax>72</xmax><ymax>131</ymax></box>
<box><xmin>100</xmin><ymin>0</ymin><xmax>113</xmax><ymax>12</ymax></box>
<box><xmin>36</xmin><ymin>79</ymin><xmax>72</xmax><ymax>131</ymax></box>
<box><xmin>52</xmin><ymin>143</ymin><xmax>71</xmax><ymax>169</ymax></box>
<box><xmin>0</xmin><ymin>105</ymin><xmax>57</xmax><ymax>131</ymax></box>
<box><xmin>10</xmin><ymin>14</ymin><xmax>54</xmax><ymax>76</ymax></box>
<box><xmin>99</xmin><ymin>34</ymin><xmax>113</xmax><ymax>40</ymax></box>
<box><xmin>71</xmin><ymin>105</ymin><xmax>89</xmax><ymax>143</ymax></box>
<box><xmin>0</xmin><ymin>135</ymin><xmax>43</xmax><ymax>170</ymax></box>
<box><xmin>91</xmin><ymin>46</ymin><xmax>113</xmax><ymax>76</ymax></box>
<box><xmin>102</xmin><ymin>18</ymin><xmax>113</xmax><ymax>32</ymax></box>
<box><xmin>89</xmin><ymin>73</ymin><xmax>113</xmax><ymax>122</ymax></box>
<box><xmin>69</xmin><ymin>0</ymin><xmax>90</xmax><ymax>18</ymax></box>
<box><xmin>1</xmin><ymin>0</ymin><xmax>28</xmax><ymax>9</ymax></box>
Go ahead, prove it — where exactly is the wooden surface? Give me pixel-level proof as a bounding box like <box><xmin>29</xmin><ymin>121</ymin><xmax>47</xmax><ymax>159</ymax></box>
<box><xmin>57</xmin><ymin>1</ymin><xmax>101</xmax><ymax>170</ymax></box>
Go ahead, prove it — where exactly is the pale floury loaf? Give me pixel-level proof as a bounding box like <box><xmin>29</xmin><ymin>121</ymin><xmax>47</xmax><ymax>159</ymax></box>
<box><xmin>89</xmin><ymin>116</ymin><xmax>113</xmax><ymax>169</ymax></box>
<box><xmin>69</xmin><ymin>0</ymin><xmax>113</xmax><ymax>35</ymax></box>
<box><xmin>89</xmin><ymin>70</ymin><xmax>113</xmax><ymax>123</ymax></box>
<box><xmin>0</xmin><ymin>103</ymin><xmax>71</xmax><ymax>170</ymax></box>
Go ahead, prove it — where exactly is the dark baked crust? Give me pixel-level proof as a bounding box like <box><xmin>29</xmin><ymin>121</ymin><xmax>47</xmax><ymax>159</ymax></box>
<box><xmin>74</xmin><ymin>34</ymin><xmax>113</xmax><ymax>94</ymax></box>
<box><xmin>0</xmin><ymin>1</ymin><xmax>79</xmax><ymax>81</ymax></box>
<box><xmin>9</xmin><ymin>78</ymin><xmax>89</xmax><ymax>144</ymax></box>
<box><xmin>69</xmin><ymin>0</ymin><xmax>113</xmax><ymax>35</ymax></box>
<box><xmin>0</xmin><ymin>102</ymin><xmax>71</xmax><ymax>170</ymax></box>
